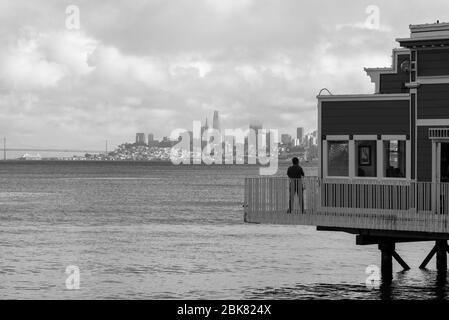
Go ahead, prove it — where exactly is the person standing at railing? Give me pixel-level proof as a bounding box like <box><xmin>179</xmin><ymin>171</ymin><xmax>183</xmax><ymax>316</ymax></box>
<box><xmin>287</xmin><ymin>157</ymin><xmax>305</xmax><ymax>213</ymax></box>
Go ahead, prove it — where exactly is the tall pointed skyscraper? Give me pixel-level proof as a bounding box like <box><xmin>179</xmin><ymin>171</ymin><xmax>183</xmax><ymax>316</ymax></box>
<box><xmin>201</xmin><ymin>117</ymin><xmax>209</xmax><ymax>138</ymax></box>
<box><xmin>205</xmin><ymin>117</ymin><xmax>209</xmax><ymax>130</ymax></box>
<box><xmin>212</xmin><ymin>111</ymin><xmax>220</xmax><ymax>132</ymax></box>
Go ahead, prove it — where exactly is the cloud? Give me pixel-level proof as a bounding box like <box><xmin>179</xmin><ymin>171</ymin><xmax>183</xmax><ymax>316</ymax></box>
<box><xmin>87</xmin><ymin>45</ymin><xmax>167</xmax><ymax>88</ymax></box>
<box><xmin>204</xmin><ymin>0</ymin><xmax>253</xmax><ymax>15</ymax></box>
<box><xmin>0</xmin><ymin>33</ymin><xmax>65</xmax><ymax>89</ymax></box>
<box><xmin>0</xmin><ymin>27</ymin><xmax>97</xmax><ymax>90</ymax></box>
<box><xmin>1</xmin><ymin>0</ymin><xmax>449</xmax><ymax>148</ymax></box>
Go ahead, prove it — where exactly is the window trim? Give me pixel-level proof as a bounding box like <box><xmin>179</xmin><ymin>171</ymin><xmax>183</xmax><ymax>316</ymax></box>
<box><xmin>323</xmin><ymin>134</ymin><xmax>411</xmax><ymax>180</ymax></box>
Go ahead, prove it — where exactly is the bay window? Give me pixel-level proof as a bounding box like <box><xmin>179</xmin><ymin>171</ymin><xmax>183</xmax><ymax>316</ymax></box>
<box><xmin>323</xmin><ymin>135</ymin><xmax>409</xmax><ymax>179</ymax></box>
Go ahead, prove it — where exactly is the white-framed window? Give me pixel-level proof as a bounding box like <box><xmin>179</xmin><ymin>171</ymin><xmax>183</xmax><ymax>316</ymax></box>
<box><xmin>383</xmin><ymin>140</ymin><xmax>407</xmax><ymax>178</ymax></box>
<box><xmin>327</xmin><ymin>140</ymin><xmax>349</xmax><ymax>177</ymax></box>
<box><xmin>322</xmin><ymin>136</ymin><xmax>350</xmax><ymax>178</ymax></box>
<box><xmin>322</xmin><ymin>134</ymin><xmax>410</xmax><ymax>179</ymax></box>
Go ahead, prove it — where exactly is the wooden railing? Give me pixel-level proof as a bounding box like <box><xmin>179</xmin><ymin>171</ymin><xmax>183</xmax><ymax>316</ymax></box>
<box><xmin>244</xmin><ymin>177</ymin><xmax>449</xmax><ymax>233</ymax></box>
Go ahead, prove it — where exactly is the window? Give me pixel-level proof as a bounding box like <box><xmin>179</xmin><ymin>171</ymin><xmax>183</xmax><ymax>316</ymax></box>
<box><xmin>355</xmin><ymin>140</ymin><xmax>377</xmax><ymax>177</ymax></box>
<box><xmin>327</xmin><ymin>141</ymin><xmax>349</xmax><ymax>176</ymax></box>
<box><xmin>384</xmin><ymin>140</ymin><xmax>406</xmax><ymax>178</ymax></box>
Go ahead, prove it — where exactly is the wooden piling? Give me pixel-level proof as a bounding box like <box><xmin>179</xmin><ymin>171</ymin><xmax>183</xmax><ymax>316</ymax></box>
<box><xmin>379</xmin><ymin>241</ymin><xmax>395</xmax><ymax>283</ymax></box>
<box><xmin>436</xmin><ymin>240</ymin><xmax>448</xmax><ymax>273</ymax></box>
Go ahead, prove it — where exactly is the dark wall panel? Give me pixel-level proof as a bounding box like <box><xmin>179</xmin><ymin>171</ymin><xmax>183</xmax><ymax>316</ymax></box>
<box><xmin>418</xmin><ymin>49</ymin><xmax>449</xmax><ymax>77</ymax></box>
<box><xmin>411</xmin><ymin>93</ymin><xmax>416</xmax><ymax>179</ymax></box>
<box><xmin>321</xmin><ymin>99</ymin><xmax>410</xmax><ymax>135</ymax></box>
<box><xmin>416</xmin><ymin>126</ymin><xmax>432</xmax><ymax>181</ymax></box>
<box><xmin>379</xmin><ymin>54</ymin><xmax>410</xmax><ymax>94</ymax></box>
<box><xmin>417</xmin><ymin>84</ymin><xmax>449</xmax><ymax>119</ymax></box>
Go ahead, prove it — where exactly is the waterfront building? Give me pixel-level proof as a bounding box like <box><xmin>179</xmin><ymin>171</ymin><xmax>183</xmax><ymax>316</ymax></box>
<box><xmin>244</xmin><ymin>22</ymin><xmax>449</xmax><ymax>281</ymax></box>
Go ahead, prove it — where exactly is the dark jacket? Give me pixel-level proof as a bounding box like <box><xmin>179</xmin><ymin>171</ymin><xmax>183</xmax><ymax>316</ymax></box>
<box><xmin>287</xmin><ymin>165</ymin><xmax>305</xmax><ymax>179</ymax></box>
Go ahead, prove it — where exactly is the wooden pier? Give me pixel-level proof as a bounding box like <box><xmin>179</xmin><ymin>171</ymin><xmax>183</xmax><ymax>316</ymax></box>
<box><xmin>244</xmin><ymin>177</ymin><xmax>449</xmax><ymax>282</ymax></box>
<box><xmin>242</xmin><ymin>22</ymin><xmax>449</xmax><ymax>283</ymax></box>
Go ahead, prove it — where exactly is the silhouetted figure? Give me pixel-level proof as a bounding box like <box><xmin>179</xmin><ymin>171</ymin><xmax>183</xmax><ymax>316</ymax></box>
<box><xmin>287</xmin><ymin>157</ymin><xmax>305</xmax><ymax>213</ymax></box>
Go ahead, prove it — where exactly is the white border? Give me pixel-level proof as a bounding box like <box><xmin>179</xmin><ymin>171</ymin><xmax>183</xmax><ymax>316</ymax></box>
<box><xmin>325</xmin><ymin>135</ymin><xmax>349</xmax><ymax>140</ymax></box>
<box><xmin>416</xmin><ymin>76</ymin><xmax>449</xmax><ymax>84</ymax></box>
<box><xmin>417</xmin><ymin>119</ymin><xmax>449</xmax><ymax>126</ymax></box>
<box><xmin>354</xmin><ymin>135</ymin><xmax>377</xmax><ymax>140</ymax></box>
<box><xmin>317</xmin><ymin>94</ymin><xmax>410</xmax><ymax>101</ymax></box>
<box><xmin>381</xmin><ymin>135</ymin><xmax>407</xmax><ymax>140</ymax></box>
<box><xmin>322</xmin><ymin>135</ymin><xmax>411</xmax><ymax>180</ymax></box>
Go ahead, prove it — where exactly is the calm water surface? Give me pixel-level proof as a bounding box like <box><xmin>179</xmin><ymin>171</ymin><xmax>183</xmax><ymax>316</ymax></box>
<box><xmin>0</xmin><ymin>161</ymin><xmax>447</xmax><ymax>299</ymax></box>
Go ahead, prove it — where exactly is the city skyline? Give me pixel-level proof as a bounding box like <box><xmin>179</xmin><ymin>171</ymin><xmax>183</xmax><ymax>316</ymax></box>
<box><xmin>0</xmin><ymin>120</ymin><xmax>317</xmax><ymax>154</ymax></box>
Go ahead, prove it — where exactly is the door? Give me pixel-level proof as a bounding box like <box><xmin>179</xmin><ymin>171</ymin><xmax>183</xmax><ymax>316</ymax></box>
<box><xmin>440</xmin><ymin>143</ymin><xmax>449</xmax><ymax>214</ymax></box>
<box><xmin>441</xmin><ymin>143</ymin><xmax>449</xmax><ymax>182</ymax></box>
<box><xmin>432</xmin><ymin>141</ymin><xmax>449</xmax><ymax>214</ymax></box>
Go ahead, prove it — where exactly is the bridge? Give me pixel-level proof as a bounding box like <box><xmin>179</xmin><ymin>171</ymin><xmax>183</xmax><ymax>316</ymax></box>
<box><xmin>3</xmin><ymin>148</ymin><xmax>104</xmax><ymax>153</ymax></box>
<box><xmin>1</xmin><ymin>137</ymin><xmax>108</xmax><ymax>159</ymax></box>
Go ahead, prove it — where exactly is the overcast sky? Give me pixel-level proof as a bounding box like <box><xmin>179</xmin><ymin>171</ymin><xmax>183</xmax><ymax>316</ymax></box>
<box><xmin>0</xmin><ymin>0</ymin><xmax>448</xmax><ymax>149</ymax></box>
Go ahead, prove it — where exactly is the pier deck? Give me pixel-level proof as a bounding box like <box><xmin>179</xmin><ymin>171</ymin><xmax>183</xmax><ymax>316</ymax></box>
<box><xmin>244</xmin><ymin>177</ymin><xmax>449</xmax><ymax>235</ymax></box>
<box><xmin>244</xmin><ymin>177</ymin><xmax>449</xmax><ymax>281</ymax></box>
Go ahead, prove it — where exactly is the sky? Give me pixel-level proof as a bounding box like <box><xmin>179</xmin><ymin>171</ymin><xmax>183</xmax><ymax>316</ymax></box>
<box><xmin>0</xmin><ymin>0</ymin><xmax>448</xmax><ymax>150</ymax></box>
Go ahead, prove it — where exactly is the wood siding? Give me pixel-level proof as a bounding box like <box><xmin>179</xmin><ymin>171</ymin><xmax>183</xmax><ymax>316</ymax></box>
<box><xmin>321</xmin><ymin>100</ymin><xmax>410</xmax><ymax>135</ymax></box>
<box><xmin>416</xmin><ymin>126</ymin><xmax>432</xmax><ymax>181</ymax></box>
<box><xmin>379</xmin><ymin>54</ymin><xmax>410</xmax><ymax>94</ymax></box>
<box><xmin>417</xmin><ymin>84</ymin><xmax>449</xmax><ymax>119</ymax></box>
<box><xmin>411</xmin><ymin>93</ymin><xmax>416</xmax><ymax>179</ymax></box>
<box><xmin>418</xmin><ymin>49</ymin><xmax>449</xmax><ymax>77</ymax></box>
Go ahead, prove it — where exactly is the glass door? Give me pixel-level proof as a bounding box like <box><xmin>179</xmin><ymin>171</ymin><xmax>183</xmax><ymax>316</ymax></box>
<box><xmin>433</xmin><ymin>142</ymin><xmax>449</xmax><ymax>214</ymax></box>
<box><xmin>440</xmin><ymin>143</ymin><xmax>449</xmax><ymax>214</ymax></box>
<box><xmin>441</xmin><ymin>143</ymin><xmax>449</xmax><ymax>182</ymax></box>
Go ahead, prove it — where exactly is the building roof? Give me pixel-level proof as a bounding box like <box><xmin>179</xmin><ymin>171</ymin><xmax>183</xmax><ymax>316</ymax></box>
<box><xmin>397</xmin><ymin>21</ymin><xmax>449</xmax><ymax>47</ymax></box>
<box><xmin>364</xmin><ymin>48</ymin><xmax>409</xmax><ymax>93</ymax></box>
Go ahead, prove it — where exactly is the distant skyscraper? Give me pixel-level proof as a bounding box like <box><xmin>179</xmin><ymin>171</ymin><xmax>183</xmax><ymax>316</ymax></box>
<box><xmin>201</xmin><ymin>118</ymin><xmax>209</xmax><ymax>136</ymax></box>
<box><xmin>297</xmin><ymin>127</ymin><xmax>304</xmax><ymax>143</ymax></box>
<box><xmin>148</xmin><ymin>133</ymin><xmax>154</xmax><ymax>142</ymax></box>
<box><xmin>281</xmin><ymin>134</ymin><xmax>292</xmax><ymax>145</ymax></box>
<box><xmin>213</xmin><ymin>110</ymin><xmax>220</xmax><ymax>131</ymax></box>
<box><xmin>249</xmin><ymin>123</ymin><xmax>263</xmax><ymax>153</ymax></box>
<box><xmin>136</xmin><ymin>133</ymin><xmax>146</xmax><ymax>145</ymax></box>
